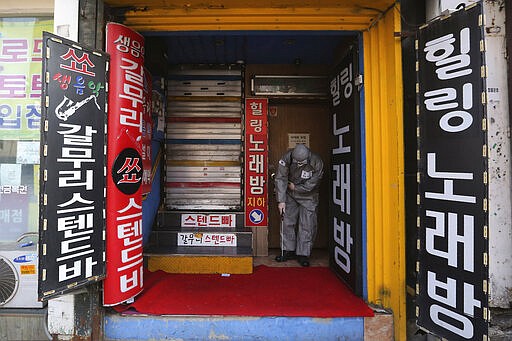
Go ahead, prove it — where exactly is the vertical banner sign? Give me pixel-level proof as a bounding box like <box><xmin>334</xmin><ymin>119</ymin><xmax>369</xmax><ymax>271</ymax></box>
<box><xmin>104</xmin><ymin>23</ymin><xmax>145</xmax><ymax>306</ymax></box>
<box><xmin>244</xmin><ymin>98</ymin><xmax>268</xmax><ymax>227</ymax></box>
<box><xmin>39</xmin><ymin>32</ymin><xmax>108</xmax><ymax>299</ymax></box>
<box><xmin>142</xmin><ymin>68</ymin><xmax>152</xmax><ymax>196</ymax></box>
<box><xmin>416</xmin><ymin>4</ymin><xmax>488</xmax><ymax>340</ymax></box>
<box><xmin>328</xmin><ymin>48</ymin><xmax>363</xmax><ymax>295</ymax></box>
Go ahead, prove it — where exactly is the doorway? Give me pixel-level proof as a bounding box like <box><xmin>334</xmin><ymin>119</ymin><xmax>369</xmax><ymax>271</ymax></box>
<box><xmin>146</xmin><ymin>33</ymin><xmax>356</xmax><ymax>257</ymax></box>
<box><xmin>143</xmin><ymin>32</ymin><xmax>364</xmax><ymax>280</ymax></box>
<box><xmin>264</xmin><ymin>92</ymin><xmax>331</xmax><ymax>250</ymax></box>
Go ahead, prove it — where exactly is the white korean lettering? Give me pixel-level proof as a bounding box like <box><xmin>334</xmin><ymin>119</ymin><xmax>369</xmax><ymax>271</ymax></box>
<box><xmin>330</xmin><ymin>75</ymin><xmax>340</xmax><ymax>106</ymax></box>
<box><xmin>57</xmin><ymin>213</ymin><xmax>93</xmax><ymax>232</ymax></box>
<box><xmin>424</xmin><ymin>28</ymin><xmax>472</xmax><ymax>80</ymax></box>
<box><xmin>120</xmin><ymin>266</ymin><xmax>143</xmax><ymax>292</ymax></box>
<box><xmin>57</xmin><ymin>123</ymin><xmax>96</xmax><ymax>168</ymax></box>
<box><xmin>333</xmin><ymin>164</ymin><xmax>350</xmax><ymax>214</ymax></box>
<box><xmin>334</xmin><ymin>244</ymin><xmax>351</xmax><ymax>273</ymax></box>
<box><xmin>58</xmin><ymin>123</ymin><xmax>96</xmax><ymax>145</ymax></box>
<box><xmin>427</xmin><ymin>271</ymin><xmax>456</xmax><ymax>307</ymax></box>
<box><xmin>333</xmin><ymin>218</ymin><xmax>352</xmax><ymax>273</ymax></box>
<box><xmin>249</xmin><ymin>101</ymin><xmax>263</xmax><ymax>115</ymax></box>
<box><xmin>332</xmin><ymin>115</ymin><xmax>351</xmax><ymax>154</ymax></box>
<box><xmin>463</xmin><ymin>282</ymin><xmax>481</xmax><ymax>316</ymax></box>
<box><xmin>424</xmin><ymin>83</ymin><xmax>473</xmax><ymax>133</ymax></box>
<box><xmin>424</xmin><ymin>88</ymin><xmax>458</xmax><ymax>111</ymax></box>
<box><xmin>118</xmin><ymin>57</ymin><xmax>143</xmax><ymax>128</ymax></box>
<box><xmin>425</xmin><ymin>153</ymin><xmax>476</xmax><ymax>203</ymax></box>
<box><xmin>116</xmin><ymin>197</ymin><xmax>143</xmax><ymax>284</ymax></box>
<box><xmin>58</xmin><ymin>257</ymin><xmax>97</xmax><ymax>282</ymax></box>
<box><xmin>60</xmin><ymin>235</ymin><xmax>92</xmax><ymax>255</ymax></box>
<box><xmin>426</xmin><ymin>210</ymin><xmax>474</xmax><ymax>271</ymax></box>
<box><xmin>249</xmin><ymin>134</ymin><xmax>264</xmax><ymax>152</ymax></box>
<box><xmin>340</xmin><ymin>63</ymin><xmax>353</xmax><ymax>99</ymax></box>
<box><xmin>249</xmin><ymin>175</ymin><xmax>264</xmax><ymax>194</ymax></box>
<box><xmin>250</xmin><ymin>118</ymin><xmax>262</xmax><ymax>133</ymax></box>
<box><xmin>120</xmin><ymin>107</ymin><xmax>141</xmax><ymax>127</ymax></box>
<box><xmin>439</xmin><ymin>110</ymin><xmax>473</xmax><ymax>133</ymax></box>
<box><xmin>430</xmin><ymin>304</ymin><xmax>473</xmax><ymax>339</ymax></box>
<box><xmin>56</xmin><ymin>193</ymin><xmax>94</xmax><ymax>214</ymax></box>
<box><xmin>331</xmin><ymin>63</ymin><xmax>353</xmax><ymax>105</ymax></box>
<box><xmin>58</xmin><ymin>170</ymin><xmax>94</xmax><ymax>190</ymax></box>
<box><xmin>249</xmin><ymin>154</ymin><xmax>264</xmax><ymax>173</ymax></box>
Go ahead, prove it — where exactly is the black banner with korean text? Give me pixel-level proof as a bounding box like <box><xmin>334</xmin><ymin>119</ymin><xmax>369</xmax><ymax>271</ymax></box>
<box><xmin>39</xmin><ymin>32</ymin><xmax>108</xmax><ymax>300</ymax></box>
<box><xmin>416</xmin><ymin>3</ymin><xmax>488</xmax><ymax>340</ymax></box>
<box><xmin>328</xmin><ymin>46</ymin><xmax>363</xmax><ymax>295</ymax></box>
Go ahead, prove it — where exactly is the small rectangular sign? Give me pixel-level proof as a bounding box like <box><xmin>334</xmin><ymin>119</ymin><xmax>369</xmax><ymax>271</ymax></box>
<box><xmin>0</xmin><ymin>192</ymin><xmax>28</xmax><ymax>241</ymax></box>
<box><xmin>181</xmin><ymin>213</ymin><xmax>236</xmax><ymax>228</ymax></box>
<box><xmin>177</xmin><ymin>232</ymin><xmax>237</xmax><ymax>246</ymax></box>
<box><xmin>244</xmin><ymin>98</ymin><xmax>268</xmax><ymax>227</ymax></box>
<box><xmin>16</xmin><ymin>141</ymin><xmax>41</xmax><ymax>164</ymax></box>
<box><xmin>39</xmin><ymin>31</ymin><xmax>108</xmax><ymax>300</ymax></box>
<box><xmin>287</xmin><ymin>133</ymin><xmax>310</xmax><ymax>149</ymax></box>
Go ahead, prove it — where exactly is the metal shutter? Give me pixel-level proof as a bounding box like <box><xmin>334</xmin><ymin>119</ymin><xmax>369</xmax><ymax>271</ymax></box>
<box><xmin>165</xmin><ymin>65</ymin><xmax>243</xmax><ymax>210</ymax></box>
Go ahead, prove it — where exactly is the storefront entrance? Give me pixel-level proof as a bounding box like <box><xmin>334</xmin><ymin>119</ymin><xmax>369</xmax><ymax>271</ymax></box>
<box><xmin>106</xmin><ymin>18</ymin><xmax>404</xmax><ymax>339</ymax></box>
<box><xmin>143</xmin><ymin>32</ymin><xmax>357</xmax><ymax>263</ymax></box>
<box><xmin>71</xmin><ymin>0</ymin><xmax>407</xmax><ymax>338</ymax></box>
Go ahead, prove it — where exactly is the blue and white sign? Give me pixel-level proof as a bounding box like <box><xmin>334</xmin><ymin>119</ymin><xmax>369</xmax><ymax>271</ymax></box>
<box><xmin>249</xmin><ymin>209</ymin><xmax>264</xmax><ymax>224</ymax></box>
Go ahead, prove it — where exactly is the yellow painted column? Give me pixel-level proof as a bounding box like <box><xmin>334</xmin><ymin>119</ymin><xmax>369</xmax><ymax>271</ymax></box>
<box><xmin>363</xmin><ymin>5</ymin><xmax>406</xmax><ymax>341</ymax></box>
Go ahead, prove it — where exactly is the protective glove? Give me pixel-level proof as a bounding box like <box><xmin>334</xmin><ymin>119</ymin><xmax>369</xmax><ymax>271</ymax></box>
<box><xmin>278</xmin><ymin>202</ymin><xmax>286</xmax><ymax>216</ymax></box>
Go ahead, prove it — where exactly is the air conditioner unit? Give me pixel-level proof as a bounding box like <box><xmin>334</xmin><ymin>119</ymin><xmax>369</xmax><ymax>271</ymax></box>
<box><xmin>0</xmin><ymin>242</ymin><xmax>44</xmax><ymax>308</ymax></box>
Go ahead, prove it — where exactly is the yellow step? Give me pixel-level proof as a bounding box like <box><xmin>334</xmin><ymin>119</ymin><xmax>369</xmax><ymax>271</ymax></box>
<box><xmin>147</xmin><ymin>255</ymin><xmax>253</xmax><ymax>274</ymax></box>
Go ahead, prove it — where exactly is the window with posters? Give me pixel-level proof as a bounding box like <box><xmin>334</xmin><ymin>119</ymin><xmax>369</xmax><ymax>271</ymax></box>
<box><xmin>0</xmin><ymin>17</ymin><xmax>53</xmax><ymax>242</ymax></box>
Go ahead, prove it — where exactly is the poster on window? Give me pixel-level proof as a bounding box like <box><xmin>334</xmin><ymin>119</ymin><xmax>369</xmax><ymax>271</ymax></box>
<box><xmin>328</xmin><ymin>47</ymin><xmax>363</xmax><ymax>296</ymax></box>
<box><xmin>0</xmin><ymin>18</ymin><xmax>53</xmax><ymax>242</ymax></box>
<box><xmin>38</xmin><ymin>32</ymin><xmax>108</xmax><ymax>300</ymax></box>
<box><xmin>244</xmin><ymin>98</ymin><xmax>268</xmax><ymax>227</ymax></box>
<box><xmin>104</xmin><ymin>22</ymin><xmax>145</xmax><ymax>306</ymax></box>
<box><xmin>416</xmin><ymin>3</ymin><xmax>488</xmax><ymax>340</ymax></box>
<box><xmin>0</xmin><ymin>18</ymin><xmax>53</xmax><ymax>140</ymax></box>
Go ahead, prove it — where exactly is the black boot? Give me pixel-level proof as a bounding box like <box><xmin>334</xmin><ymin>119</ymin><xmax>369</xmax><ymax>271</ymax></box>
<box><xmin>297</xmin><ymin>256</ymin><xmax>310</xmax><ymax>267</ymax></box>
<box><xmin>275</xmin><ymin>250</ymin><xmax>296</xmax><ymax>262</ymax></box>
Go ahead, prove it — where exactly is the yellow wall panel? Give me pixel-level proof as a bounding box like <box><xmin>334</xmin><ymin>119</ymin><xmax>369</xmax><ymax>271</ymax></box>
<box><xmin>106</xmin><ymin>1</ymin><xmax>396</xmax><ymax>32</ymax></box>
<box><xmin>363</xmin><ymin>5</ymin><xmax>406</xmax><ymax>341</ymax></box>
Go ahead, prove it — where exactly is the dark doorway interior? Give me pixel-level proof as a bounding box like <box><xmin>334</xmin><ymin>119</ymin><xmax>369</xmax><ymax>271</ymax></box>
<box><xmin>144</xmin><ymin>32</ymin><xmax>356</xmax><ymax>258</ymax></box>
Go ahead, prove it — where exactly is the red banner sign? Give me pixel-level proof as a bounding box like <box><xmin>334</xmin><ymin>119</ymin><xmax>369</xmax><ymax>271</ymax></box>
<box><xmin>244</xmin><ymin>98</ymin><xmax>268</xmax><ymax>227</ymax></box>
<box><xmin>104</xmin><ymin>23</ymin><xmax>145</xmax><ymax>306</ymax></box>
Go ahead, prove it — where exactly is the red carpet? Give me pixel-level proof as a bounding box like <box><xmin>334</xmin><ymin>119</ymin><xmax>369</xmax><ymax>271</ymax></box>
<box><xmin>113</xmin><ymin>265</ymin><xmax>373</xmax><ymax>318</ymax></box>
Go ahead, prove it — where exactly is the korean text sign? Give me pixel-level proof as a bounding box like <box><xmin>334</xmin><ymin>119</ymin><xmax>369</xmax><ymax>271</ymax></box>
<box><xmin>104</xmin><ymin>22</ymin><xmax>145</xmax><ymax>306</ymax></box>
<box><xmin>39</xmin><ymin>32</ymin><xmax>108</xmax><ymax>300</ymax></box>
<box><xmin>329</xmin><ymin>47</ymin><xmax>363</xmax><ymax>295</ymax></box>
<box><xmin>244</xmin><ymin>98</ymin><xmax>268</xmax><ymax>227</ymax></box>
<box><xmin>0</xmin><ymin>18</ymin><xmax>53</xmax><ymax>140</ymax></box>
<box><xmin>416</xmin><ymin>4</ymin><xmax>488</xmax><ymax>340</ymax></box>
<box><xmin>141</xmin><ymin>68</ymin><xmax>152</xmax><ymax>195</ymax></box>
<box><xmin>0</xmin><ymin>18</ymin><xmax>53</xmax><ymax>242</ymax></box>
